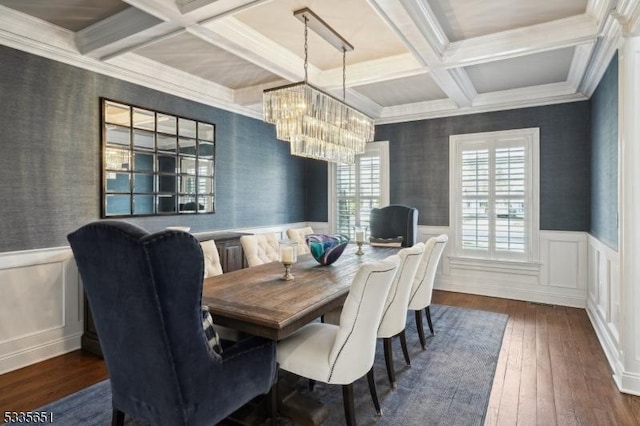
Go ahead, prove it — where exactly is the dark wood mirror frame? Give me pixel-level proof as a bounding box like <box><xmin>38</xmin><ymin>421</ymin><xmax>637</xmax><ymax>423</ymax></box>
<box><xmin>101</xmin><ymin>98</ymin><xmax>216</xmax><ymax>217</ymax></box>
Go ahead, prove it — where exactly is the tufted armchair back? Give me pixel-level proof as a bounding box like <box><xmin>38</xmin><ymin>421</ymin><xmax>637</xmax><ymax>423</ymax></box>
<box><xmin>409</xmin><ymin>234</ymin><xmax>448</xmax><ymax>310</ymax></box>
<box><xmin>328</xmin><ymin>255</ymin><xmax>400</xmax><ymax>384</ymax></box>
<box><xmin>67</xmin><ymin>221</ymin><xmax>277</xmax><ymax>426</ymax></box>
<box><xmin>369</xmin><ymin>205</ymin><xmax>419</xmax><ymax>247</ymax></box>
<box><xmin>377</xmin><ymin>243</ymin><xmax>425</xmax><ymax>338</ymax></box>
<box><xmin>240</xmin><ymin>233</ymin><xmax>279</xmax><ymax>267</ymax></box>
<box><xmin>200</xmin><ymin>239</ymin><xmax>223</xmax><ymax>277</ymax></box>
<box><xmin>286</xmin><ymin>226</ymin><xmax>314</xmax><ymax>254</ymax></box>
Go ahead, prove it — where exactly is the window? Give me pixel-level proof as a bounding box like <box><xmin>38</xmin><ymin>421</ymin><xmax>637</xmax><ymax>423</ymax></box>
<box><xmin>450</xmin><ymin>128</ymin><xmax>539</xmax><ymax>262</ymax></box>
<box><xmin>331</xmin><ymin>141</ymin><xmax>389</xmax><ymax>239</ymax></box>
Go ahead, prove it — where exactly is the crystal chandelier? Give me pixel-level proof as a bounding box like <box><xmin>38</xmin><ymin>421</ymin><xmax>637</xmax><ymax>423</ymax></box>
<box><xmin>263</xmin><ymin>8</ymin><xmax>375</xmax><ymax>164</ymax></box>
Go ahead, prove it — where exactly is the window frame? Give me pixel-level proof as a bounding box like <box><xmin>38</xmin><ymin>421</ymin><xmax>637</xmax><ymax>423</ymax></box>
<box><xmin>449</xmin><ymin>128</ymin><xmax>540</xmax><ymax>263</ymax></box>
<box><xmin>329</xmin><ymin>141</ymin><xmax>390</xmax><ymax>237</ymax></box>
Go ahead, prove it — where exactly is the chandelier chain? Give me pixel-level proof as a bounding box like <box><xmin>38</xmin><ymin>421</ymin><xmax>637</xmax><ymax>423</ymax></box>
<box><xmin>303</xmin><ymin>16</ymin><xmax>309</xmax><ymax>82</ymax></box>
<box><xmin>342</xmin><ymin>48</ymin><xmax>346</xmax><ymax>102</ymax></box>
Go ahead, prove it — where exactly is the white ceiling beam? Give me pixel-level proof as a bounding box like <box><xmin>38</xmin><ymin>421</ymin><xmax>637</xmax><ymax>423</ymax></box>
<box><xmin>378</xmin><ymin>99</ymin><xmax>459</xmax><ymax>123</ymax></box>
<box><xmin>178</xmin><ymin>0</ymin><xmax>267</xmax><ymax>19</ymax></box>
<box><xmin>616</xmin><ymin>0</ymin><xmax>640</xmax><ymax>35</ymax></box>
<box><xmin>587</xmin><ymin>0</ymin><xmax>617</xmax><ymax>30</ymax></box>
<box><xmin>317</xmin><ymin>53</ymin><xmax>425</xmax><ymax>89</ymax></box>
<box><xmin>368</xmin><ymin>0</ymin><xmax>474</xmax><ymax>107</ymax></box>
<box><xmin>75</xmin><ymin>8</ymin><xmax>177</xmax><ymax>59</ymax></box>
<box><xmin>442</xmin><ymin>15</ymin><xmax>598</xmax><ymax>69</ymax></box>
<box><xmin>90</xmin><ymin>0</ymin><xmax>264</xmax><ymax>61</ymax></box>
<box><xmin>193</xmin><ymin>17</ymin><xmax>321</xmax><ymax>83</ymax></box>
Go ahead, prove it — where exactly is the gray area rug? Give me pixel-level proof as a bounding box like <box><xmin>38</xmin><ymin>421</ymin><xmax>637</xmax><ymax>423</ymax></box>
<box><xmin>10</xmin><ymin>304</ymin><xmax>507</xmax><ymax>426</ymax></box>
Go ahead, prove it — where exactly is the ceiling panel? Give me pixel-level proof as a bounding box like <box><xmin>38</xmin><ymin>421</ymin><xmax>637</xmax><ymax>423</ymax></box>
<box><xmin>465</xmin><ymin>47</ymin><xmax>575</xmax><ymax>93</ymax></box>
<box><xmin>427</xmin><ymin>0</ymin><xmax>588</xmax><ymax>42</ymax></box>
<box><xmin>354</xmin><ymin>73</ymin><xmax>447</xmax><ymax>107</ymax></box>
<box><xmin>135</xmin><ymin>32</ymin><xmax>282</xmax><ymax>89</ymax></box>
<box><xmin>234</xmin><ymin>0</ymin><xmax>408</xmax><ymax>70</ymax></box>
<box><xmin>0</xmin><ymin>0</ymin><xmax>129</xmax><ymax>32</ymax></box>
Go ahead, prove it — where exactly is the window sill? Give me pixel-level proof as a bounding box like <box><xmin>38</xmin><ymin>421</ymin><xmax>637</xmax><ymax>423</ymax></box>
<box><xmin>448</xmin><ymin>256</ymin><xmax>541</xmax><ymax>276</ymax></box>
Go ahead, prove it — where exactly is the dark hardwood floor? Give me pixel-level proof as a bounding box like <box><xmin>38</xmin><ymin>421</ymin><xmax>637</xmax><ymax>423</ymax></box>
<box><xmin>1</xmin><ymin>291</ymin><xmax>639</xmax><ymax>425</ymax></box>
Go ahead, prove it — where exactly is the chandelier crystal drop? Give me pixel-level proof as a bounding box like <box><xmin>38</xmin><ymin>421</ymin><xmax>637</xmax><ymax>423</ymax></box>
<box><xmin>262</xmin><ymin>8</ymin><xmax>375</xmax><ymax>164</ymax></box>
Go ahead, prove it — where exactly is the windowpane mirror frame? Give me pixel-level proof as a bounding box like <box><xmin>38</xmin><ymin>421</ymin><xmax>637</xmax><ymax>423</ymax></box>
<box><xmin>101</xmin><ymin>98</ymin><xmax>216</xmax><ymax>217</ymax></box>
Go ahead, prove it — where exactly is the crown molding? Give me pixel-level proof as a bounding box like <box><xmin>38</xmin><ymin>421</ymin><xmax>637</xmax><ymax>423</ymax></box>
<box><xmin>580</xmin><ymin>14</ymin><xmax>624</xmax><ymax>96</ymax></box>
<box><xmin>617</xmin><ymin>0</ymin><xmax>640</xmax><ymax>35</ymax></box>
<box><xmin>587</xmin><ymin>0</ymin><xmax>617</xmax><ymax>29</ymax></box>
<box><xmin>376</xmin><ymin>82</ymin><xmax>588</xmax><ymax>124</ymax></box>
<box><xmin>567</xmin><ymin>41</ymin><xmax>597</xmax><ymax>90</ymax></box>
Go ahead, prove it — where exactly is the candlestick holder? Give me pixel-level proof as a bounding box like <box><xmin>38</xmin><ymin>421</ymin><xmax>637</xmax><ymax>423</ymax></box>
<box><xmin>354</xmin><ymin>226</ymin><xmax>367</xmax><ymax>256</ymax></box>
<box><xmin>279</xmin><ymin>240</ymin><xmax>298</xmax><ymax>281</ymax></box>
<box><xmin>281</xmin><ymin>262</ymin><xmax>294</xmax><ymax>281</ymax></box>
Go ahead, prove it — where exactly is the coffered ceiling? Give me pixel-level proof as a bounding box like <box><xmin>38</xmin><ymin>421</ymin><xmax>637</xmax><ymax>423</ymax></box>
<box><xmin>1</xmin><ymin>0</ymin><xmax>638</xmax><ymax>124</ymax></box>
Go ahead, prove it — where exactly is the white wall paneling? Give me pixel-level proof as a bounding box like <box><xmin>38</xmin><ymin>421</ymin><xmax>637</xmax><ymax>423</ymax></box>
<box><xmin>0</xmin><ymin>247</ymin><xmax>83</xmax><ymax>375</ymax></box>
<box><xmin>586</xmin><ymin>234</ymin><xmax>622</xmax><ymax>387</ymax></box>
<box><xmin>419</xmin><ymin>227</ymin><xmax>588</xmax><ymax>308</ymax></box>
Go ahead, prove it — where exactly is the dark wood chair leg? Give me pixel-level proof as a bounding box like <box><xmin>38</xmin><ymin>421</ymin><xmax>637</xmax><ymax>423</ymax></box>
<box><xmin>308</xmin><ymin>378</ymin><xmax>316</xmax><ymax>391</ymax></box>
<box><xmin>415</xmin><ymin>309</ymin><xmax>427</xmax><ymax>350</ymax></box>
<box><xmin>383</xmin><ymin>337</ymin><xmax>396</xmax><ymax>388</ymax></box>
<box><xmin>267</xmin><ymin>383</ymin><xmax>278</xmax><ymax>425</ymax></box>
<box><xmin>320</xmin><ymin>314</ymin><xmax>325</xmax><ymax>323</ymax></box>
<box><xmin>342</xmin><ymin>383</ymin><xmax>356</xmax><ymax>426</ymax></box>
<box><xmin>111</xmin><ymin>409</ymin><xmax>124</xmax><ymax>426</ymax></box>
<box><xmin>366</xmin><ymin>367</ymin><xmax>383</xmax><ymax>416</ymax></box>
<box><xmin>399</xmin><ymin>330</ymin><xmax>411</xmax><ymax>366</ymax></box>
<box><xmin>426</xmin><ymin>306</ymin><xmax>435</xmax><ymax>335</ymax></box>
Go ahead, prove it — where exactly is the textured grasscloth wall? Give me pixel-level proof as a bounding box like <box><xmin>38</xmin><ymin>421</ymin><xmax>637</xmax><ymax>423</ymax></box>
<box><xmin>373</xmin><ymin>102</ymin><xmax>591</xmax><ymax>230</ymax></box>
<box><xmin>0</xmin><ymin>46</ymin><xmax>307</xmax><ymax>252</ymax></box>
<box><xmin>590</xmin><ymin>53</ymin><xmax>618</xmax><ymax>249</ymax></box>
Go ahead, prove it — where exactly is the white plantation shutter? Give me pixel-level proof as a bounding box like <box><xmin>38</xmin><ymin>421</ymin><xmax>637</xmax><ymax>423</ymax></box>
<box><xmin>452</xmin><ymin>129</ymin><xmax>539</xmax><ymax>261</ymax></box>
<box><xmin>335</xmin><ymin>142</ymin><xmax>388</xmax><ymax>240</ymax></box>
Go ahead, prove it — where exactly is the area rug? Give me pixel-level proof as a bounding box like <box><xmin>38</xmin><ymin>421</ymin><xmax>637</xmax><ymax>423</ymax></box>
<box><xmin>10</xmin><ymin>304</ymin><xmax>507</xmax><ymax>426</ymax></box>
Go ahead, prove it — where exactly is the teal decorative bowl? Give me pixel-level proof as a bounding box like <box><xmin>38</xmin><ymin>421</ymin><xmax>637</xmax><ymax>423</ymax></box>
<box><xmin>305</xmin><ymin>234</ymin><xmax>350</xmax><ymax>266</ymax></box>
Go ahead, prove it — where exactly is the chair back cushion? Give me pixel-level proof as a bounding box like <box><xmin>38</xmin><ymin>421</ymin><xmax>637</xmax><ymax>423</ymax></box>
<box><xmin>286</xmin><ymin>226</ymin><xmax>314</xmax><ymax>254</ymax></box>
<box><xmin>200</xmin><ymin>239</ymin><xmax>223</xmax><ymax>277</ymax></box>
<box><xmin>327</xmin><ymin>255</ymin><xmax>399</xmax><ymax>383</ymax></box>
<box><xmin>408</xmin><ymin>235</ymin><xmax>448</xmax><ymax>310</ymax></box>
<box><xmin>240</xmin><ymin>233</ymin><xmax>279</xmax><ymax>267</ymax></box>
<box><xmin>378</xmin><ymin>243</ymin><xmax>425</xmax><ymax>338</ymax></box>
<box><xmin>369</xmin><ymin>205</ymin><xmax>418</xmax><ymax>247</ymax></box>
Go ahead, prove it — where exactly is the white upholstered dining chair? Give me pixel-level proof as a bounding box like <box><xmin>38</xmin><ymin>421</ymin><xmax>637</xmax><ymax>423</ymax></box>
<box><xmin>377</xmin><ymin>243</ymin><xmax>425</xmax><ymax>388</ymax></box>
<box><xmin>286</xmin><ymin>226</ymin><xmax>314</xmax><ymax>254</ymax></box>
<box><xmin>240</xmin><ymin>233</ymin><xmax>279</xmax><ymax>267</ymax></box>
<box><xmin>276</xmin><ymin>256</ymin><xmax>400</xmax><ymax>425</ymax></box>
<box><xmin>200</xmin><ymin>240</ymin><xmax>223</xmax><ymax>278</ymax></box>
<box><xmin>408</xmin><ymin>235</ymin><xmax>448</xmax><ymax>349</ymax></box>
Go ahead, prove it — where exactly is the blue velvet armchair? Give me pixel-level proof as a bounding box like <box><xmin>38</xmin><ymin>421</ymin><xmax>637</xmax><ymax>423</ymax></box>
<box><xmin>369</xmin><ymin>205</ymin><xmax>419</xmax><ymax>247</ymax></box>
<box><xmin>67</xmin><ymin>221</ymin><xmax>277</xmax><ymax>426</ymax></box>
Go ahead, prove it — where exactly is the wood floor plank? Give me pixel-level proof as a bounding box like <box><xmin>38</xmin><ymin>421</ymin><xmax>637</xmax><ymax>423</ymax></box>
<box><xmin>534</xmin><ymin>305</ymin><xmax>557</xmax><ymax>426</ymax></box>
<box><xmin>516</xmin><ymin>303</ymin><xmax>537</xmax><ymax>426</ymax></box>
<box><xmin>495</xmin><ymin>300</ymin><xmax>524</xmax><ymax>426</ymax></box>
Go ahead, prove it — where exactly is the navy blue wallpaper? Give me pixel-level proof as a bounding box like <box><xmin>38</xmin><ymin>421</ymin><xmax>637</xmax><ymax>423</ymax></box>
<box><xmin>0</xmin><ymin>46</ymin><xmax>308</xmax><ymax>252</ymax></box>
<box><xmin>590</xmin><ymin>53</ymin><xmax>618</xmax><ymax>249</ymax></box>
<box><xmin>372</xmin><ymin>102</ymin><xmax>591</xmax><ymax>230</ymax></box>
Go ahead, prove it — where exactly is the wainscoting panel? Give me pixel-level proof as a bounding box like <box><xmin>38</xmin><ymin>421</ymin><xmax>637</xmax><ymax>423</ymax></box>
<box><xmin>0</xmin><ymin>247</ymin><xmax>83</xmax><ymax>375</ymax></box>
<box><xmin>586</xmin><ymin>234</ymin><xmax>622</xmax><ymax>388</ymax></box>
<box><xmin>424</xmin><ymin>227</ymin><xmax>588</xmax><ymax>308</ymax></box>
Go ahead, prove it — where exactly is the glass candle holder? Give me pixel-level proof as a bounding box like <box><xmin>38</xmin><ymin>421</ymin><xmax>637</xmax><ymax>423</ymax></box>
<box><xmin>279</xmin><ymin>241</ymin><xmax>298</xmax><ymax>280</ymax></box>
<box><xmin>354</xmin><ymin>226</ymin><xmax>367</xmax><ymax>256</ymax></box>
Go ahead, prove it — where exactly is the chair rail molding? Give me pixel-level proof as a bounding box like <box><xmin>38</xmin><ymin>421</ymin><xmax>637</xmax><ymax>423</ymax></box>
<box><xmin>0</xmin><ymin>247</ymin><xmax>83</xmax><ymax>375</ymax></box>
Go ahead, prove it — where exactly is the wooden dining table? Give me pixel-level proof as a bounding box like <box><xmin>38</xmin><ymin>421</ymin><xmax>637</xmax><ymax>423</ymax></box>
<box><xmin>202</xmin><ymin>244</ymin><xmax>398</xmax><ymax>340</ymax></box>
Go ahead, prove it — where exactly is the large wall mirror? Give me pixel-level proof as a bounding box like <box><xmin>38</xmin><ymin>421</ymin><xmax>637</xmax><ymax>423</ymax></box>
<box><xmin>101</xmin><ymin>98</ymin><xmax>215</xmax><ymax>217</ymax></box>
